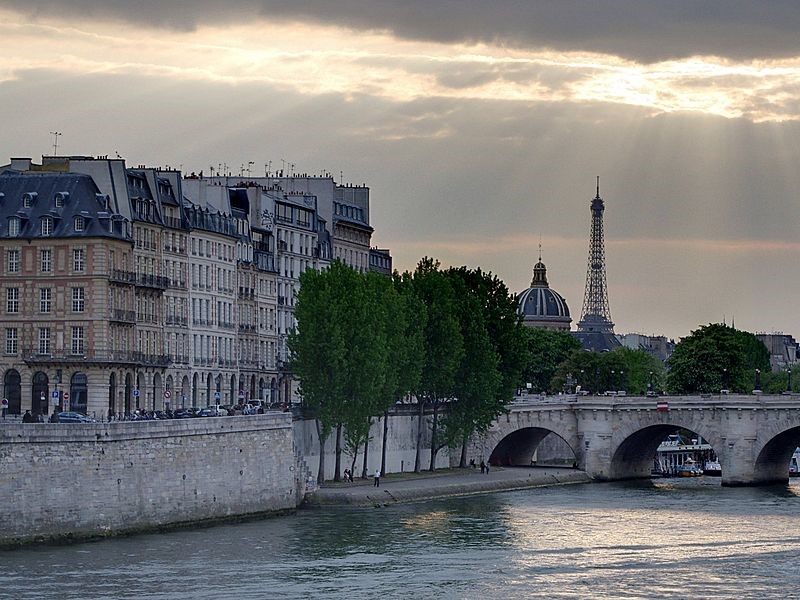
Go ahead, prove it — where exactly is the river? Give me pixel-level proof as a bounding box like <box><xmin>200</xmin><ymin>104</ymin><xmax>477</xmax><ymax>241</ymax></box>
<box><xmin>2</xmin><ymin>477</ymin><xmax>799</xmax><ymax>599</ymax></box>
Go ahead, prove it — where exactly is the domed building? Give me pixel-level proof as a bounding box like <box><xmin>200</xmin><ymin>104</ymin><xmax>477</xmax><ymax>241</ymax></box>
<box><xmin>517</xmin><ymin>255</ymin><xmax>571</xmax><ymax>331</ymax></box>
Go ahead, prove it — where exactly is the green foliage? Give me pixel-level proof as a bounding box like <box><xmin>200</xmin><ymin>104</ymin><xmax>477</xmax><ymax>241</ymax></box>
<box><xmin>666</xmin><ymin>323</ymin><xmax>770</xmax><ymax>394</ymax></box>
<box><xmin>521</xmin><ymin>328</ymin><xmax>580</xmax><ymax>393</ymax></box>
<box><xmin>551</xmin><ymin>347</ymin><xmax>664</xmax><ymax>394</ymax></box>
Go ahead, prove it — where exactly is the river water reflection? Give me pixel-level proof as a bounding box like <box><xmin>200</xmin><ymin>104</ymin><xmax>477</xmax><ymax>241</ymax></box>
<box><xmin>2</xmin><ymin>478</ymin><xmax>800</xmax><ymax>599</ymax></box>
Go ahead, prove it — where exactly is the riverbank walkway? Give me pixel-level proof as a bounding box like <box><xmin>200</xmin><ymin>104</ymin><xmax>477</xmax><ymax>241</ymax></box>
<box><xmin>305</xmin><ymin>466</ymin><xmax>591</xmax><ymax>507</ymax></box>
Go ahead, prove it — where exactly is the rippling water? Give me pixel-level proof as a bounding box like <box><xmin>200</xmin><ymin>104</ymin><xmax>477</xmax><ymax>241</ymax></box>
<box><xmin>3</xmin><ymin>477</ymin><xmax>800</xmax><ymax>599</ymax></box>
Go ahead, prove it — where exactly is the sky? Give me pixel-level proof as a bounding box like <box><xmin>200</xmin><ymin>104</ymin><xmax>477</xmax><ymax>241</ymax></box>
<box><xmin>2</xmin><ymin>1</ymin><xmax>800</xmax><ymax>340</ymax></box>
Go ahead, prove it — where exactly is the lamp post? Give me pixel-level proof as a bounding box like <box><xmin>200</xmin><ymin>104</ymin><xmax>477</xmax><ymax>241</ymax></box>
<box><xmin>722</xmin><ymin>367</ymin><xmax>728</xmax><ymax>392</ymax></box>
<box><xmin>611</xmin><ymin>369</ymin><xmax>615</xmax><ymax>393</ymax></box>
<box><xmin>788</xmin><ymin>368</ymin><xmax>792</xmax><ymax>393</ymax></box>
<box><xmin>755</xmin><ymin>368</ymin><xmax>761</xmax><ymax>392</ymax></box>
<box><xmin>580</xmin><ymin>369</ymin><xmax>585</xmax><ymax>393</ymax></box>
<box><xmin>648</xmin><ymin>370</ymin><xmax>654</xmax><ymax>395</ymax></box>
<box><xmin>620</xmin><ymin>370</ymin><xmax>625</xmax><ymax>393</ymax></box>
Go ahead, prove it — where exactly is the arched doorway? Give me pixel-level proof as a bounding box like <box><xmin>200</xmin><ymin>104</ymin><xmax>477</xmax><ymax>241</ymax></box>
<box><xmin>259</xmin><ymin>378</ymin><xmax>265</xmax><ymax>403</ymax></box>
<box><xmin>153</xmin><ymin>373</ymin><xmax>163</xmax><ymax>411</ymax></box>
<box><xmin>70</xmin><ymin>372</ymin><xmax>88</xmax><ymax>414</ymax></box>
<box><xmin>182</xmin><ymin>375</ymin><xmax>190</xmax><ymax>408</ymax></box>
<box><xmin>270</xmin><ymin>378</ymin><xmax>277</xmax><ymax>403</ymax></box>
<box><xmin>230</xmin><ymin>374</ymin><xmax>236</xmax><ymax>405</ymax></box>
<box><xmin>135</xmin><ymin>373</ymin><xmax>143</xmax><ymax>410</ymax></box>
<box><xmin>250</xmin><ymin>375</ymin><xmax>256</xmax><ymax>401</ymax></box>
<box><xmin>108</xmin><ymin>372</ymin><xmax>116</xmax><ymax>416</ymax></box>
<box><xmin>31</xmin><ymin>371</ymin><xmax>49</xmax><ymax>416</ymax></box>
<box><xmin>192</xmin><ymin>372</ymin><xmax>199</xmax><ymax>407</ymax></box>
<box><xmin>206</xmin><ymin>373</ymin><xmax>213</xmax><ymax>407</ymax></box>
<box><xmin>165</xmin><ymin>375</ymin><xmax>174</xmax><ymax>411</ymax></box>
<box><xmin>124</xmin><ymin>373</ymin><xmax>132</xmax><ymax>414</ymax></box>
<box><xmin>3</xmin><ymin>369</ymin><xmax>21</xmax><ymax>415</ymax></box>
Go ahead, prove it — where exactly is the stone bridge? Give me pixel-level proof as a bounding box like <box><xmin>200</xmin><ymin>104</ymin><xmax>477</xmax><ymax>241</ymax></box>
<box><xmin>470</xmin><ymin>394</ymin><xmax>800</xmax><ymax>486</ymax></box>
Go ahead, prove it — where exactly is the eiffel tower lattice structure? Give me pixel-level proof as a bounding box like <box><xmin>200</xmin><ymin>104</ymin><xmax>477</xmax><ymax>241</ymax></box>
<box><xmin>576</xmin><ymin>177</ymin><xmax>620</xmax><ymax>351</ymax></box>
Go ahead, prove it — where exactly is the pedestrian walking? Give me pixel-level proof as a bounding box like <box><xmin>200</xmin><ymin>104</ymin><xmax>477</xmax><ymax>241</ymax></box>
<box><xmin>485</xmin><ymin>461</ymin><xmax>490</xmax><ymax>474</ymax></box>
<box><xmin>373</xmin><ymin>468</ymin><xmax>381</xmax><ymax>487</ymax></box>
<box><xmin>480</xmin><ymin>460</ymin><xmax>486</xmax><ymax>474</ymax></box>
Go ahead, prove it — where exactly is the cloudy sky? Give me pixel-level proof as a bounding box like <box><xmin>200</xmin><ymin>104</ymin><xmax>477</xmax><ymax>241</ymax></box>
<box><xmin>2</xmin><ymin>1</ymin><xmax>800</xmax><ymax>339</ymax></box>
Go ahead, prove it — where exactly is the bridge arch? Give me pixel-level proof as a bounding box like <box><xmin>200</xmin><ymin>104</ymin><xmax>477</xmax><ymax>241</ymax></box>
<box><xmin>608</xmin><ymin>415</ymin><xmax>723</xmax><ymax>480</ymax></box>
<box><xmin>489</xmin><ymin>427</ymin><xmax>578</xmax><ymax>467</ymax></box>
<box><xmin>478</xmin><ymin>409</ymin><xmax>579</xmax><ymax>468</ymax></box>
<box><xmin>752</xmin><ymin>418</ymin><xmax>800</xmax><ymax>484</ymax></box>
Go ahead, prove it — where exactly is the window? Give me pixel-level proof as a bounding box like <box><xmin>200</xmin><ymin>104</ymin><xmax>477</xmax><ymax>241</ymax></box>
<box><xmin>5</xmin><ymin>328</ymin><xmax>17</xmax><ymax>354</ymax></box>
<box><xmin>40</xmin><ymin>288</ymin><xmax>51</xmax><ymax>313</ymax></box>
<box><xmin>72</xmin><ymin>287</ymin><xmax>85</xmax><ymax>312</ymax></box>
<box><xmin>8</xmin><ymin>217</ymin><xmax>20</xmax><ymax>237</ymax></box>
<box><xmin>6</xmin><ymin>288</ymin><xmax>19</xmax><ymax>313</ymax></box>
<box><xmin>73</xmin><ymin>248</ymin><xmax>85</xmax><ymax>272</ymax></box>
<box><xmin>71</xmin><ymin>326</ymin><xmax>85</xmax><ymax>355</ymax></box>
<box><xmin>74</xmin><ymin>216</ymin><xmax>84</xmax><ymax>232</ymax></box>
<box><xmin>41</xmin><ymin>217</ymin><xmax>53</xmax><ymax>236</ymax></box>
<box><xmin>40</xmin><ymin>248</ymin><xmax>52</xmax><ymax>272</ymax></box>
<box><xmin>38</xmin><ymin>328</ymin><xmax>50</xmax><ymax>354</ymax></box>
<box><xmin>55</xmin><ymin>194</ymin><xmax>64</xmax><ymax>208</ymax></box>
<box><xmin>7</xmin><ymin>249</ymin><xmax>19</xmax><ymax>273</ymax></box>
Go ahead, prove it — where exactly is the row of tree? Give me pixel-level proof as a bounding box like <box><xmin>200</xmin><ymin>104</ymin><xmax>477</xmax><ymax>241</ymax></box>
<box><xmin>290</xmin><ymin>259</ymin><xmax>776</xmax><ymax>483</ymax></box>
<box><xmin>289</xmin><ymin>258</ymin><xmax>527</xmax><ymax>483</ymax></box>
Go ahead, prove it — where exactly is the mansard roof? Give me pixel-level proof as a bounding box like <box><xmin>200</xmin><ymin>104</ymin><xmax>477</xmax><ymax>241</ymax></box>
<box><xmin>0</xmin><ymin>170</ymin><xmax>130</xmax><ymax>240</ymax></box>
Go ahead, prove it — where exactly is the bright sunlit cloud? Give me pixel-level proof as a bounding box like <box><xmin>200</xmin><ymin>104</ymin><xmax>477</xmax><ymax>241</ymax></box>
<box><xmin>3</xmin><ymin>10</ymin><xmax>800</xmax><ymax>122</ymax></box>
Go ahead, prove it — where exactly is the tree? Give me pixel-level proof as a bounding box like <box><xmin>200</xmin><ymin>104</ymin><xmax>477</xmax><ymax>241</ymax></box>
<box><xmin>380</xmin><ymin>272</ymin><xmax>426</xmax><ymax>476</ymax></box>
<box><xmin>289</xmin><ymin>261</ymin><xmax>351</xmax><ymax>483</ymax></box>
<box><xmin>409</xmin><ymin>258</ymin><xmax>464</xmax><ymax>472</ymax></box>
<box><xmin>521</xmin><ymin>328</ymin><xmax>580</xmax><ymax>393</ymax></box>
<box><xmin>666</xmin><ymin>323</ymin><xmax>770</xmax><ymax>394</ymax></box>
<box><xmin>440</xmin><ymin>267</ymin><xmax>526</xmax><ymax>467</ymax></box>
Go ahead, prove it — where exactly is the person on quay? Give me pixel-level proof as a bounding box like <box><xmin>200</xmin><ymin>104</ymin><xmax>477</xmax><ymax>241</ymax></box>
<box><xmin>22</xmin><ymin>410</ymin><xmax>34</xmax><ymax>423</ymax></box>
<box><xmin>374</xmin><ymin>468</ymin><xmax>381</xmax><ymax>487</ymax></box>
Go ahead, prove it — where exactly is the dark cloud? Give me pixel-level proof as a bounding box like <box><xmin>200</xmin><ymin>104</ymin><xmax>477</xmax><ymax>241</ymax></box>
<box><xmin>3</xmin><ymin>1</ymin><xmax>800</xmax><ymax>63</ymax></box>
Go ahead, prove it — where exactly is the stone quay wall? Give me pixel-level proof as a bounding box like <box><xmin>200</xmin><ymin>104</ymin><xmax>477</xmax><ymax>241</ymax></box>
<box><xmin>0</xmin><ymin>413</ymin><xmax>302</xmax><ymax>546</ymax></box>
<box><xmin>293</xmin><ymin>407</ymin><xmax>452</xmax><ymax>480</ymax></box>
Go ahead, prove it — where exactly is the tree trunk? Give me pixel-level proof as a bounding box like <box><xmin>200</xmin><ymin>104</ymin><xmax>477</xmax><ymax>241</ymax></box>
<box><xmin>315</xmin><ymin>419</ymin><xmax>327</xmax><ymax>484</ymax></box>
<box><xmin>459</xmin><ymin>434</ymin><xmax>468</xmax><ymax>468</ymax></box>
<box><xmin>414</xmin><ymin>398</ymin><xmax>425</xmax><ymax>472</ymax></box>
<box><xmin>361</xmin><ymin>419</ymin><xmax>371</xmax><ymax>479</ymax></box>
<box><xmin>429</xmin><ymin>400</ymin><xmax>439</xmax><ymax>471</ymax></box>
<box><xmin>381</xmin><ymin>409</ymin><xmax>389</xmax><ymax>476</ymax></box>
<box><xmin>350</xmin><ymin>449</ymin><xmax>358</xmax><ymax>479</ymax></box>
<box><xmin>334</xmin><ymin>422</ymin><xmax>343</xmax><ymax>482</ymax></box>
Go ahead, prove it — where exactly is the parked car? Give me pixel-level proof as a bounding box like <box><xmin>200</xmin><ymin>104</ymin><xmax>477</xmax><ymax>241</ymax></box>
<box><xmin>57</xmin><ymin>411</ymin><xmax>96</xmax><ymax>423</ymax></box>
<box><xmin>173</xmin><ymin>408</ymin><xmax>197</xmax><ymax>419</ymax></box>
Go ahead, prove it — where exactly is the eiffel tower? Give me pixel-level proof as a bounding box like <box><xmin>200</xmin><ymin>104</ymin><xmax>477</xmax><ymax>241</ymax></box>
<box><xmin>575</xmin><ymin>177</ymin><xmax>620</xmax><ymax>351</ymax></box>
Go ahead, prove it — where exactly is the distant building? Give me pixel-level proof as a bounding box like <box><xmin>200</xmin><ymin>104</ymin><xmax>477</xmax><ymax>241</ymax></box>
<box><xmin>517</xmin><ymin>255</ymin><xmax>571</xmax><ymax>331</ymax></box>
<box><xmin>616</xmin><ymin>333</ymin><xmax>676</xmax><ymax>362</ymax></box>
<box><xmin>574</xmin><ymin>179</ymin><xmax>621</xmax><ymax>352</ymax></box>
<box><xmin>755</xmin><ymin>333</ymin><xmax>799</xmax><ymax>371</ymax></box>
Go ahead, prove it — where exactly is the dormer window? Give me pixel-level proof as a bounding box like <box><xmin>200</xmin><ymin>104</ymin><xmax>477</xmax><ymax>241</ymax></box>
<box><xmin>55</xmin><ymin>192</ymin><xmax>69</xmax><ymax>208</ymax></box>
<box><xmin>74</xmin><ymin>216</ymin><xmax>85</xmax><ymax>232</ymax></box>
<box><xmin>41</xmin><ymin>217</ymin><xmax>53</xmax><ymax>236</ymax></box>
<box><xmin>8</xmin><ymin>217</ymin><xmax>20</xmax><ymax>237</ymax></box>
<box><xmin>23</xmin><ymin>192</ymin><xmax>37</xmax><ymax>208</ymax></box>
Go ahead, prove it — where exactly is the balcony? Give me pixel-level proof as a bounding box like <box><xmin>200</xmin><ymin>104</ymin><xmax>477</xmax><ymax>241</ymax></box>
<box><xmin>109</xmin><ymin>309</ymin><xmax>136</xmax><ymax>324</ymax></box>
<box><xmin>238</xmin><ymin>287</ymin><xmax>255</xmax><ymax>300</ymax></box>
<box><xmin>165</xmin><ymin>315</ymin><xmax>188</xmax><ymax>327</ymax></box>
<box><xmin>238</xmin><ymin>323</ymin><xmax>257</xmax><ymax>333</ymax></box>
<box><xmin>110</xmin><ymin>269</ymin><xmax>136</xmax><ymax>285</ymax></box>
<box><xmin>22</xmin><ymin>348</ymin><xmax>172</xmax><ymax>367</ymax></box>
<box><xmin>135</xmin><ymin>273</ymin><xmax>170</xmax><ymax>290</ymax></box>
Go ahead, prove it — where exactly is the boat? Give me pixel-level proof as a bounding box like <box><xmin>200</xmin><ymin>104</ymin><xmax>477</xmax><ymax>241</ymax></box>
<box><xmin>653</xmin><ymin>434</ymin><xmax>718</xmax><ymax>477</ymax></box>
<box><xmin>676</xmin><ymin>458</ymin><xmax>704</xmax><ymax>477</ymax></box>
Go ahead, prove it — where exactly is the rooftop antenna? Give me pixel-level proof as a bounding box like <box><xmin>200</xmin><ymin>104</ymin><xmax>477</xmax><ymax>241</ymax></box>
<box><xmin>49</xmin><ymin>131</ymin><xmax>62</xmax><ymax>155</ymax></box>
<box><xmin>538</xmin><ymin>234</ymin><xmax>542</xmax><ymax>262</ymax></box>
<box><xmin>596</xmin><ymin>175</ymin><xmax>600</xmax><ymax>199</ymax></box>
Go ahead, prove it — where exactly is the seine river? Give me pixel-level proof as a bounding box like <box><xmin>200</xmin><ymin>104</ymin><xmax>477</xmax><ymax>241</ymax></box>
<box><xmin>2</xmin><ymin>477</ymin><xmax>799</xmax><ymax>599</ymax></box>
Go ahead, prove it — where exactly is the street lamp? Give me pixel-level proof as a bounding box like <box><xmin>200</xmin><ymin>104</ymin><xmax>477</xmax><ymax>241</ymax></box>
<box><xmin>722</xmin><ymin>367</ymin><xmax>728</xmax><ymax>393</ymax></box>
<box><xmin>788</xmin><ymin>368</ymin><xmax>792</xmax><ymax>393</ymax></box>
<box><xmin>648</xmin><ymin>370</ymin><xmax>654</xmax><ymax>395</ymax></box>
<box><xmin>611</xmin><ymin>369</ymin><xmax>615</xmax><ymax>392</ymax></box>
<box><xmin>620</xmin><ymin>370</ymin><xmax>625</xmax><ymax>393</ymax></box>
<box><xmin>755</xmin><ymin>368</ymin><xmax>762</xmax><ymax>392</ymax></box>
<box><xmin>580</xmin><ymin>369</ymin><xmax>585</xmax><ymax>393</ymax></box>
